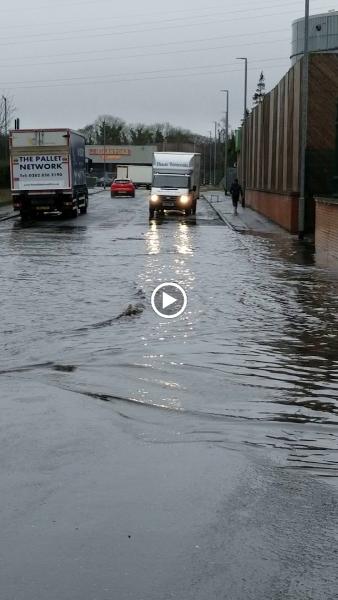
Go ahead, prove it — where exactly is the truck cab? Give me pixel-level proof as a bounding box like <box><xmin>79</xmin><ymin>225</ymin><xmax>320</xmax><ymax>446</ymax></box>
<box><xmin>149</xmin><ymin>153</ymin><xmax>200</xmax><ymax>219</ymax></box>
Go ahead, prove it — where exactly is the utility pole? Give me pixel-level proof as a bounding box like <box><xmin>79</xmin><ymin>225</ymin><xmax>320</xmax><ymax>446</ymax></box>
<box><xmin>214</xmin><ymin>121</ymin><xmax>217</xmax><ymax>186</ymax></box>
<box><xmin>298</xmin><ymin>0</ymin><xmax>310</xmax><ymax>239</ymax></box>
<box><xmin>2</xmin><ymin>95</ymin><xmax>8</xmax><ymax>161</ymax></box>
<box><xmin>209</xmin><ymin>130</ymin><xmax>212</xmax><ymax>185</ymax></box>
<box><xmin>103</xmin><ymin>119</ymin><xmax>106</xmax><ymax>190</ymax></box>
<box><xmin>203</xmin><ymin>141</ymin><xmax>206</xmax><ymax>184</ymax></box>
<box><xmin>221</xmin><ymin>89</ymin><xmax>229</xmax><ymax>193</ymax></box>
<box><xmin>237</xmin><ymin>58</ymin><xmax>248</xmax><ymax>203</ymax></box>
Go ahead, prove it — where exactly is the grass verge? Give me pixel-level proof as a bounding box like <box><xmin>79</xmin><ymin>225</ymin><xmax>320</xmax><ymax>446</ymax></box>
<box><xmin>0</xmin><ymin>189</ymin><xmax>11</xmax><ymax>207</ymax></box>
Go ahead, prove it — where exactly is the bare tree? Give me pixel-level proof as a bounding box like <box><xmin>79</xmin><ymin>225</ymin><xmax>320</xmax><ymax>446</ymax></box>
<box><xmin>79</xmin><ymin>123</ymin><xmax>96</xmax><ymax>145</ymax></box>
<box><xmin>80</xmin><ymin>115</ymin><xmax>209</xmax><ymax>148</ymax></box>
<box><xmin>94</xmin><ymin>115</ymin><xmax>128</xmax><ymax>144</ymax></box>
<box><xmin>0</xmin><ymin>94</ymin><xmax>16</xmax><ymax>133</ymax></box>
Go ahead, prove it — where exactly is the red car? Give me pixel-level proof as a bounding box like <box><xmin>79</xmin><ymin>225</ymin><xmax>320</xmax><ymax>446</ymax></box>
<box><xmin>111</xmin><ymin>178</ymin><xmax>135</xmax><ymax>198</ymax></box>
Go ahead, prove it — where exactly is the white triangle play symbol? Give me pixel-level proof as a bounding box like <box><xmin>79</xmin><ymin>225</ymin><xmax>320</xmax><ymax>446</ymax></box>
<box><xmin>162</xmin><ymin>291</ymin><xmax>177</xmax><ymax>310</ymax></box>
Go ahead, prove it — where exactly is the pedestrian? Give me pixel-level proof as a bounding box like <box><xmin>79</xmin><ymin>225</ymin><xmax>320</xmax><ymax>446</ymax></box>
<box><xmin>229</xmin><ymin>178</ymin><xmax>243</xmax><ymax>216</ymax></box>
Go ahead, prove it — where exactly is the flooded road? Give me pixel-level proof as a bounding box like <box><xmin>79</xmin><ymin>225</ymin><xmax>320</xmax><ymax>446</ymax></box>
<box><xmin>1</xmin><ymin>190</ymin><xmax>338</xmax><ymax>599</ymax></box>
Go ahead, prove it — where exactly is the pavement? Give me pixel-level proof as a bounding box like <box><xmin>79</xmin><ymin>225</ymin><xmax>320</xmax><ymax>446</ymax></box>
<box><xmin>203</xmin><ymin>190</ymin><xmax>290</xmax><ymax>236</ymax></box>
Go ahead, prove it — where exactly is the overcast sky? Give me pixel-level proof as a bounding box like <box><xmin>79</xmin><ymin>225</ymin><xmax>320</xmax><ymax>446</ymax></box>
<box><xmin>0</xmin><ymin>0</ymin><xmax>335</xmax><ymax>135</ymax></box>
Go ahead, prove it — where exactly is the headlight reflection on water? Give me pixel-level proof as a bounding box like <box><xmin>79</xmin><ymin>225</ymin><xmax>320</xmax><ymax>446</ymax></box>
<box><xmin>175</xmin><ymin>223</ymin><xmax>193</xmax><ymax>256</ymax></box>
<box><xmin>145</xmin><ymin>222</ymin><xmax>160</xmax><ymax>255</ymax></box>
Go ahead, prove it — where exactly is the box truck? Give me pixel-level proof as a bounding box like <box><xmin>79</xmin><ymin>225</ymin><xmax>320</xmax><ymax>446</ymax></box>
<box><xmin>10</xmin><ymin>129</ymin><xmax>88</xmax><ymax>219</ymax></box>
<box><xmin>116</xmin><ymin>165</ymin><xmax>152</xmax><ymax>189</ymax></box>
<box><xmin>149</xmin><ymin>152</ymin><xmax>201</xmax><ymax>218</ymax></box>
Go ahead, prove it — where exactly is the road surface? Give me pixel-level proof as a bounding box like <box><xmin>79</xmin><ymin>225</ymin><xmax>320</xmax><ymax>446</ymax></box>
<box><xmin>1</xmin><ymin>190</ymin><xmax>338</xmax><ymax>599</ymax></box>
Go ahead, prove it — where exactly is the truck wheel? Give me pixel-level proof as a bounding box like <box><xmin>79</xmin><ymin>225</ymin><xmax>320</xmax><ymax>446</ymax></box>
<box><xmin>185</xmin><ymin>208</ymin><xmax>191</xmax><ymax>216</ymax></box>
<box><xmin>20</xmin><ymin>209</ymin><xmax>30</xmax><ymax>221</ymax></box>
<box><xmin>63</xmin><ymin>207</ymin><xmax>78</xmax><ymax>219</ymax></box>
<box><xmin>80</xmin><ymin>199</ymin><xmax>88</xmax><ymax>215</ymax></box>
<box><xmin>149</xmin><ymin>208</ymin><xmax>155</xmax><ymax>219</ymax></box>
<box><xmin>111</xmin><ymin>193</ymin><xmax>115</xmax><ymax>198</ymax></box>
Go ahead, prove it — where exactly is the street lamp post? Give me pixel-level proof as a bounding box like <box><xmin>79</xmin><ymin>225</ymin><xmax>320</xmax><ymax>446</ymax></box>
<box><xmin>214</xmin><ymin>121</ymin><xmax>218</xmax><ymax>186</ymax></box>
<box><xmin>209</xmin><ymin>130</ymin><xmax>212</xmax><ymax>185</ymax></box>
<box><xmin>237</xmin><ymin>58</ymin><xmax>248</xmax><ymax>204</ymax></box>
<box><xmin>103</xmin><ymin>119</ymin><xmax>106</xmax><ymax>190</ymax></box>
<box><xmin>203</xmin><ymin>141</ymin><xmax>206</xmax><ymax>184</ymax></box>
<box><xmin>298</xmin><ymin>0</ymin><xmax>310</xmax><ymax>239</ymax></box>
<box><xmin>221</xmin><ymin>89</ymin><xmax>229</xmax><ymax>193</ymax></box>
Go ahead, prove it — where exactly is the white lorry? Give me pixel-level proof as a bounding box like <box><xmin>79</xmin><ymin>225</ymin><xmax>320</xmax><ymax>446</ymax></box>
<box><xmin>149</xmin><ymin>152</ymin><xmax>201</xmax><ymax>218</ymax></box>
<box><xmin>10</xmin><ymin>129</ymin><xmax>88</xmax><ymax>219</ymax></box>
<box><xmin>116</xmin><ymin>165</ymin><xmax>152</xmax><ymax>189</ymax></box>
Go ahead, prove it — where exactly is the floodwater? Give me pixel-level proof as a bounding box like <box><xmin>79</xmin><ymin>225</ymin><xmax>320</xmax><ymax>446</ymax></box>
<box><xmin>0</xmin><ymin>191</ymin><xmax>338</xmax><ymax>600</ymax></box>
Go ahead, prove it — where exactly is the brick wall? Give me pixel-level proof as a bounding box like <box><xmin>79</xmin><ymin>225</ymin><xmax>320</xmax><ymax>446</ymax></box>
<box><xmin>315</xmin><ymin>199</ymin><xmax>338</xmax><ymax>264</ymax></box>
<box><xmin>246</xmin><ymin>189</ymin><xmax>299</xmax><ymax>233</ymax></box>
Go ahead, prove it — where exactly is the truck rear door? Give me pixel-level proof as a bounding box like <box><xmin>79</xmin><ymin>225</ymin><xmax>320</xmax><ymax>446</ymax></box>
<box><xmin>10</xmin><ymin>130</ymin><xmax>71</xmax><ymax>192</ymax></box>
<box><xmin>117</xmin><ymin>166</ymin><xmax>128</xmax><ymax>179</ymax></box>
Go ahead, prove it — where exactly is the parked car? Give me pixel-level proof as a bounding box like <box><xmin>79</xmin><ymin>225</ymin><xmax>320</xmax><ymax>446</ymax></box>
<box><xmin>97</xmin><ymin>176</ymin><xmax>113</xmax><ymax>188</ymax></box>
<box><xmin>111</xmin><ymin>179</ymin><xmax>135</xmax><ymax>198</ymax></box>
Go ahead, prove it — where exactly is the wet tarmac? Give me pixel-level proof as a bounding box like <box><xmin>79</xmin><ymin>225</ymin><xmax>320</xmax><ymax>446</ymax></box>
<box><xmin>1</xmin><ymin>190</ymin><xmax>338</xmax><ymax>599</ymax></box>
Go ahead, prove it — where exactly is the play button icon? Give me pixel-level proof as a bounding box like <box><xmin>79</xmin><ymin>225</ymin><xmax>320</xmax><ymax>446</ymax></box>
<box><xmin>162</xmin><ymin>291</ymin><xmax>177</xmax><ymax>310</ymax></box>
<box><xmin>151</xmin><ymin>283</ymin><xmax>188</xmax><ymax>319</ymax></box>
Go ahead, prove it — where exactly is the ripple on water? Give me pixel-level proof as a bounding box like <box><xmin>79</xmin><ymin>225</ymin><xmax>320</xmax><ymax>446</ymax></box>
<box><xmin>1</xmin><ymin>202</ymin><xmax>338</xmax><ymax>476</ymax></box>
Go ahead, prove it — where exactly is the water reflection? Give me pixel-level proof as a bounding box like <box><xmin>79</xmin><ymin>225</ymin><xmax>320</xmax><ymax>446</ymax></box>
<box><xmin>145</xmin><ymin>222</ymin><xmax>160</xmax><ymax>255</ymax></box>
<box><xmin>267</xmin><ymin>250</ymin><xmax>338</xmax><ymax>421</ymax></box>
<box><xmin>3</xmin><ymin>197</ymin><xmax>338</xmax><ymax>478</ymax></box>
<box><xmin>174</xmin><ymin>223</ymin><xmax>194</xmax><ymax>256</ymax></box>
<box><xmin>143</xmin><ymin>218</ymin><xmax>196</xmax><ymax>291</ymax></box>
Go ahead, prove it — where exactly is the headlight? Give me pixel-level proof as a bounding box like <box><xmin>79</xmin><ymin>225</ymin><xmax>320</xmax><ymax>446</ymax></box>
<box><xmin>151</xmin><ymin>194</ymin><xmax>160</xmax><ymax>203</ymax></box>
<box><xmin>180</xmin><ymin>195</ymin><xmax>189</xmax><ymax>205</ymax></box>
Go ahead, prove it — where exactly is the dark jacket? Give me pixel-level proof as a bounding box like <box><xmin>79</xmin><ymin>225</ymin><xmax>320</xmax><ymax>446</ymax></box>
<box><xmin>230</xmin><ymin>182</ymin><xmax>242</xmax><ymax>200</ymax></box>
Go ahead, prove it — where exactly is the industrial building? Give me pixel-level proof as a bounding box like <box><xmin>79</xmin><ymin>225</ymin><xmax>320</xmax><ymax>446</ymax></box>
<box><xmin>291</xmin><ymin>10</ymin><xmax>338</xmax><ymax>64</ymax></box>
<box><xmin>85</xmin><ymin>145</ymin><xmax>157</xmax><ymax>177</ymax></box>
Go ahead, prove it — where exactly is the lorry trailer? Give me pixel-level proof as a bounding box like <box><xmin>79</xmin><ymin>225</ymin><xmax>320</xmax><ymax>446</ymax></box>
<box><xmin>149</xmin><ymin>152</ymin><xmax>201</xmax><ymax>218</ymax></box>
<box><xmin>116</xmin><ymin>165</ymin><xmax>152</xmax><ymax>189</ymax></box>
<box><xmin>10</xmin><ymin>129</ymin><xmax>88</xmax><ymax>219</ymax></box>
